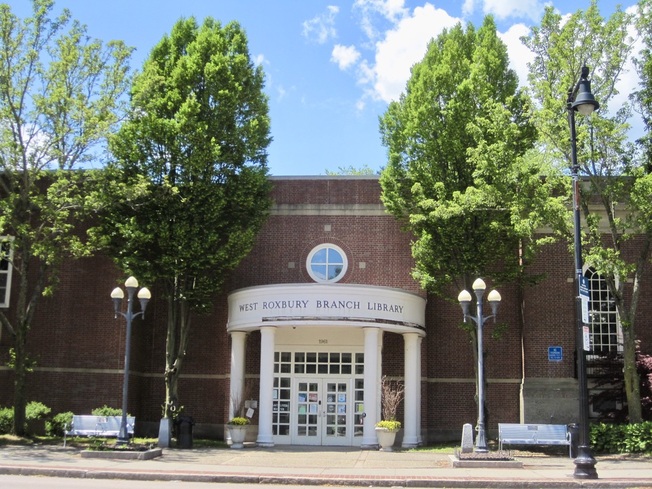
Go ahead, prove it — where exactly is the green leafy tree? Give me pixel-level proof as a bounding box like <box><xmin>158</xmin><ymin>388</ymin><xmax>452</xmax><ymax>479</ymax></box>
<box><xmin>523</xmin><ymin>1</ymin><xmax>650</xmax><ymax>421</ymax></box>
<box><xmin>0</xmin><ymin>0</ymin><xmax>132</xmax><ymax>435</ymax></box>
<box><xmin>94</xmin><ymin>17</ymin><xmax>271</xmax><ymax>423</ymax></box>
<box><xmin>380</xmin><ymin>15</ymin><xmax>566</xmax><ymax>296</ymax></box>
<box><xmin>379</xmin><ymin>16</ymin><xmax>568</xmax><ymax>427</ymax></box>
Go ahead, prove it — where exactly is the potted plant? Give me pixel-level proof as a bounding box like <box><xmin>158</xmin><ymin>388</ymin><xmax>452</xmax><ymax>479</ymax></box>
<box><xmin>375</xmin><ymin>376</ymin><xmax>404</xmax><ymax>451</ymax></box>
<box><xmin>227</xmin><ymin>416</ymin><xmax>250</xmax><ymax>448</ymax></box>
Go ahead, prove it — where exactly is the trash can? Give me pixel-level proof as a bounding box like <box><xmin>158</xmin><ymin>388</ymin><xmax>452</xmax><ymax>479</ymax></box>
<box><xmin>176</xmin><ymin>415</ymin><xmax>194</xmax><ymax>449</ymax></box>
<box><xmin>567</xmin><ymin>423</ymin><xmax>579</xmax><ymax>458</ymax></box>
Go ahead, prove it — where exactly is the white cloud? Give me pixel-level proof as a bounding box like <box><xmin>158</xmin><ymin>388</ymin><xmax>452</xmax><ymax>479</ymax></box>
<box><xmin>353</xmin><ymin>0</ymin><xmax>409</xmax><ymax>42</ymax></box>
<box><xmin>302</xmin><ymin>5</ymin><xmax>340</xmax><ymax>44</ymax></box>
<box><xmin>482</xmin><ymin>0</ymin><xmax>547</xmax><ymax>22</ymax></box>
<box><xmin>366</xmin><ymin>3</ymin><xmax>460</xmax><ymax>103</ymax></box>
<box><xmin>462</xmin><ymin>0</ymin><xmax>475</xmax><ymax>17</ymax></box>
<box><xmin>331</xmin><ymin>44</ymin><xmax>362</xmax><ymax>70</ymax></box>
<box><xmin>498</xmin><ymin>23</ymin><xmax>532</xmax><ymax>86</ymax></box>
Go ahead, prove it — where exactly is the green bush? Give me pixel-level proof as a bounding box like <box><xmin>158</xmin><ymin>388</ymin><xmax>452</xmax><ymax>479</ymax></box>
<box><xmin>0</xmin><ymin>407</ymin><xmax>12</xmax><ymax>434</ymax></box>
<box><xmin>25</xmin><ymin>401</ymin><xmax>51</xmax><ymax>421</ymax></box>
<box><xmin>591</xmin><ymin>422</ymin><xmax>652</xmax><ymax>454</ymax></box>
<box><xmin>46</xmin><ymin>411</ymin><xmax>73</xmax><ymax>436</ymax></box>
<box><xmin>92</xmin><ymin>405</ymin><xmax>125</xmax><ymax>417</ymax></box>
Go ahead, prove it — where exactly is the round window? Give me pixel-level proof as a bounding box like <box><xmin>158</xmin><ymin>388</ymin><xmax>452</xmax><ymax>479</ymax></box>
<box><xmin>306</xmin><ymin>244</ymin><xmax>347</xmax><ymax>283</ymax></box>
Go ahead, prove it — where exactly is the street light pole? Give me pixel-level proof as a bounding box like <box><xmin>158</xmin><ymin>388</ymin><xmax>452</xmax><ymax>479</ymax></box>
<box><xmin>111</xmin><ymin>276</ymin><xmax>151</xmax><ymax>444</ymax></box>
<box><xmin>458</xmin><ymin>278</ymin><xmax>501</xmax><ymax>453</ymax></box>
<box><xmin>567</xmin><ymin>65</ymin><xmax>599</xmax><ymax>479</ymax></box>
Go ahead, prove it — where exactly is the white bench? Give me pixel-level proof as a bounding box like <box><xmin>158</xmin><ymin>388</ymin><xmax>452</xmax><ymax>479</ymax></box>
<box><xmin>64</xmin><ymin>415</ymin><xmax>135</xmax><ymax>446</ymax></box>
<box><xmin>498</xmin><ymin>423</ymin><xmax>572</xmax><ymax>457</ymax></box>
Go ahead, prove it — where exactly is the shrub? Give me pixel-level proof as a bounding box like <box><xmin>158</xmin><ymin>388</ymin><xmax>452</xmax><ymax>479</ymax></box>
<box><xmin>46</xmin><ymin>411</ymin><xmax>74</xmax><ymax>436</ymax></box>
<box><xmin>92</xmin><ymin>405</ymin><xmax>125</xmax><ymax>417</ymax></box>
<box><xmin>591</xmin><ymin>421</ymin><xmax>652</xmax><ymax>453</ymax></box>
<box><xmin>25</xmin><ymin>401</ymin><xmax>51</xmax><ymax>421</ymax></box>
<box><xmin>0</xmin><ymin>407</ymin><xmax>12</xmax><ymax>434</ymax></box>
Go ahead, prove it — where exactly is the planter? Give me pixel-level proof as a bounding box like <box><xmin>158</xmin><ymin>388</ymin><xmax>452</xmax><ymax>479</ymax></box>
<box><xmin>228</xmin><ymin>425</ymin><xmax>248</xmax><ymax>449</ymax></box>
<box><xmin>375</xmin><ymin>427</ymin><xmax>399</xmax><ymax>451</ymax></box>
<box><xmin>158</xmin><ymin>418</ymin><xmax>172</xmax><ymax>448</ymax></box>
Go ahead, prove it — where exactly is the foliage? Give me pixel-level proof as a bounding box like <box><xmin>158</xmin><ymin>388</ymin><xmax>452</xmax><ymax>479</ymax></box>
<box><xmin>375</xmin><ymin>419</ymin><xmax>401</xmax><ymax>431</ymax></box>
<box><xmin>380</xmin><ymin>375</ymin><xmax>404</xmax><ymax>422</ymax></box>
<box><xmin>91</xmin><ymin>405</ymin><xmax>125</xmax><ymax>417</ymax></box>
<box><xmin>0</xmin><ymin>407</ymin><xmax>12</xmax><ymax>434</ymax></box>
<box><xmin>46</xmin><ymin>411</ymin><xmax>73</xmax><ymax>437</ymax></box>
<box><xmin>639</xmin><ymin>349</ymin><xmax>652</xmax><ymax>419</ymax></box>
<box><xmin>93</xmin><ymin>16</ymin><xmax>271</xmax><ymax>420</ymax></box>
<box><xmin>324</xmin><ymin>164</ymin><xmax>377</xmax><ymax>175</ymax></box>
<box><xmin>379</xmin><ymin>15</ymin><xmax>566</xmax><ymax>299</ymax></box>
<box><xmin>25</xmin><ymin>401</ymin><xmax>51</xmax><ymax>421</ymax></box>
<box><xmin>0</xmin><ymin>0</ymin><xmax>132</xmax><ymax>435</ymax></box>
<box><xmin>591</xmin><ymin>422</ymin><xmax>652</xmax><ymax>454</ymax></box>
<box><xmin>524</xmin><ymin>0</ymin><xmax>648</xmax><ymax>422</ymax></box>
<box><xmin>0</xmin><ymin>402</ymin><xmax>52</xmax><ymax>434</ymax></box>
<box><xmin>227</xmin><ymin>416</ymin><xmax>250</xmax><ymax>426</ymax></box>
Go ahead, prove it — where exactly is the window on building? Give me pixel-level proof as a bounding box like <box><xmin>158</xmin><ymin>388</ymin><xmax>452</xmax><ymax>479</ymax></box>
<box><xmin>1</xmin><ymin>237</ymin><xmax>14</xmax><ymax>308</ymax></box>
<box><xmin>585</xmin><ymin>267</ymin><xmax>622</xmax><ymax>353</ymax></box>
<box><xmin>306</xmin><ymin>244</ymin><xmax>347</xmax><ymax>283</ymax></box>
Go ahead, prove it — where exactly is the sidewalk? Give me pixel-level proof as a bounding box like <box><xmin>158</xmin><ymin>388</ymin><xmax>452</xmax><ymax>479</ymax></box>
<box><xmin>1</xmin><ymin>444</ymin><xmax>652</xmax><ymax>488</ymax></box>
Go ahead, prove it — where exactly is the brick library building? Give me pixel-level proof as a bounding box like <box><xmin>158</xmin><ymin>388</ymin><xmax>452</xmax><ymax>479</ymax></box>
<box><xmin>1</xmin><ymin>176</ymin><xmax>651</xmax><ymax>447</ymax></box>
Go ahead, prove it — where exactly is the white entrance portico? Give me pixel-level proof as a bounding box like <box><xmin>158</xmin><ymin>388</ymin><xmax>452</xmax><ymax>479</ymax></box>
<box><xmin>227</xmin><ymin>283</ymin><xmax>426</xmax><ymax>448</ymax></box>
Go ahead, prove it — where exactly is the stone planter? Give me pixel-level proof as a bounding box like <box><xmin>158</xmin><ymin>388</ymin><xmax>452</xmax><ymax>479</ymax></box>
<box><xmin>375</xmin><ymin>427</ymin><xmax>399</xmax><ymax>451</ymax></box>
<box><xmin>228</xmin><ymin>425</ymin><xmax>248</xmax><ymax>449</ymax></box>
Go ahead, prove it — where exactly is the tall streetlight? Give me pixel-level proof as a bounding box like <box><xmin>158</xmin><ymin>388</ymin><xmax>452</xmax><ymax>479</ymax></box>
<box><xmin>458</xmin><ymin>278</ymin><xmax>501</xmax><ymax>453</ymax></box>
<box><xmin>567</xmin><ymin>66</ymin><xmax>599</xmax><ymax>479</ymax></box>
<box><xmin>111</xmin><ymin>276</ymin><xmax>151</xmax><ymax>444</ymax></box>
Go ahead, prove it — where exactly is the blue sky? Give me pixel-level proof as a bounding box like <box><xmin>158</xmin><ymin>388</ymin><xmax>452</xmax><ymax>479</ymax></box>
<box><xmin>5</xmin><ymin>0</ymin><xmax>637</xmax><ymax>175</ymax></box>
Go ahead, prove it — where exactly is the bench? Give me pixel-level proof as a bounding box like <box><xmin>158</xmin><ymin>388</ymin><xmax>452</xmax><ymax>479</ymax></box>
<box><xmin>498</xmin><ymin>423</ymin><xmax>572</xmax><ymax>457</ymax></box>
<box><xmin>64</xmin><ymin>415</ymin><xmax>135</xmax><ymax>446</ymax></box>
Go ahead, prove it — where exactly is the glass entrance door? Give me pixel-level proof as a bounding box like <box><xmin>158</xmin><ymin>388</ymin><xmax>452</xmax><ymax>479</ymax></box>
<box><xmin>294</xmin><ymin>378</ymin><xmax>355</xmax><ymax>445</ymax></box>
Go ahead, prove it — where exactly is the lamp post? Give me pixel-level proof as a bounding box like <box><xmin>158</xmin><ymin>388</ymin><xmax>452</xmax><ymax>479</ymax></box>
<box><xmin>111</xmin><ymin>276</ymin><xmax>151</xmax><ymax>444</ymax></box>
<box><xmin>458</xmin><ymin>278</ymin><xmax>501</xmax><ymax>453</ymax></box>
<box><xmin>567</xmin><ymin>66</ymin><xmax>599</xmax><ymax>479</ymax></box>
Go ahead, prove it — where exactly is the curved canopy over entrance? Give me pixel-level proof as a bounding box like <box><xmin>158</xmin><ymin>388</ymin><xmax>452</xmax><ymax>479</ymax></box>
<box><xmin>226</xmin><ymin>283</ymin><xmax>426</xmax><ymax>448</ymax></box>
<box><xmin>227</xmin><ymin>283</ymin><xmax>426</xmax><ymax>334</ymax></box>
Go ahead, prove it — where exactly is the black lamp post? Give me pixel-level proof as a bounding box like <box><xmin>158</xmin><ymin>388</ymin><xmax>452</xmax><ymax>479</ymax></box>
<box><xmin>567</xmin><ymin>66</ymin><xmax>599</xmax><ymax>479</ymax></box>
<box><xmin>458</xmin><ymin>278</ymin><xmax>501</xmax><ymax>453</ymax></box>
<box><xmin>111</xmin><ymin>276</ymin><xmax>151</xmax><ymax>444</ymax></box>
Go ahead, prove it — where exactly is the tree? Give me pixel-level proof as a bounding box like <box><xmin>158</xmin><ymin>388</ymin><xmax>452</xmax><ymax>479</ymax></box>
<box><xmin>378</xmin><ymin>16</ymin><xmax>568</xmax><ymax>429</ymax></box>
<box><xmin>0</xmin><ymin>0</ymin><xmax>132</xmax><ymax>435</ymax></box>
<box><xmin>523</xmin><ymin>1</ymin><xmax>650</xmax><ymax>422</ymax></box>
<box><xmin>380</xmin><ymin>15</ymin><xmax>566</xmax><ymax>296</ymax></box>
<box><xmin>94</xmin><ymin>17</ymin><xmax>271</xmax><ymax>426</ymax></box>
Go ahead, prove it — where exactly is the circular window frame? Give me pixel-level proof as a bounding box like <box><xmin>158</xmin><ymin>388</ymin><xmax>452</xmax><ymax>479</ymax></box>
<box><xmin>306</xmin><ymin>243</ymin><xmax>348</xmax><ymax>283</ymax></box>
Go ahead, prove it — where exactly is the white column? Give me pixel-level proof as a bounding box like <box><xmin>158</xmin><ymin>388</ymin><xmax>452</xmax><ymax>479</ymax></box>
<box><xmin>361</xmin><ymin>327</ymin><xmax>381</xmax><ymax>448</ymax></box>
<box><xmin>229</xmin><ymin>331</ymin><xmax>247</xmax><ymax>420</ymax></box>
<box><xmin>256</xmin><ymin>326</ymin><xmax>276</xmax><ymax>447</ymax></box>
<box><xmin>402</xmin><ymin>332</ymin><xmax>420</xmax><ymax>447</ymax></box>
<box><xmin>417</xmin><ymin>335</ymin><xmax>423</xmax><ymax>445</ymax></box>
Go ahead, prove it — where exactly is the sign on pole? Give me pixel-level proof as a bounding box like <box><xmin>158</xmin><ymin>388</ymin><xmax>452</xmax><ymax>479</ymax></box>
<box><xmin>579</xmin><ymin>276</ymin><xmax>590</xmax><ymax>324</ymax></box>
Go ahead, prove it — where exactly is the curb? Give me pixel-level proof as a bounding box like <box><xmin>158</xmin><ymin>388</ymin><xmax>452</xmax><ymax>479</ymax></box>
<box><xmin>2</xmin><ymin>465</ymin><xmax>652</xmax><ymax>488</ymax></box>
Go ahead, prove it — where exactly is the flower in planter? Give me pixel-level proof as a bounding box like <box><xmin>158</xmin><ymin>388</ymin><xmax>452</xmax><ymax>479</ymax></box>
<box><xmin>375</xmin><ymin>419</ymin><xmax>401</xmax><ymax>431</ymax></box>
<box><xmin>227</xmin><ymin>416</ymin><xmax>250</xmax><ymax>426</ymax></box>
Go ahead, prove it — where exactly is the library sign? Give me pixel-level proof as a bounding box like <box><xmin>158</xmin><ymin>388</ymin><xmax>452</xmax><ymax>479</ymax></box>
<box><xmin>227</xmin><ymin>283</ymin><xmax>426</xmax><ymax>333</ymax></box>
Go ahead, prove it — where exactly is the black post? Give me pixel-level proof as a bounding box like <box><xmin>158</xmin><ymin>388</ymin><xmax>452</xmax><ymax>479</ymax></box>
<box><xmin>567</xmin><ymin>69</ymin><xmax>598</xmax><ymax>479</ymax></box>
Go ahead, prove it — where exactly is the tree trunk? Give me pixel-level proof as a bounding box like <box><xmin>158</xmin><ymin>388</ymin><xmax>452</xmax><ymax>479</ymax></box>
<box><xmin>12</xmin><ymin>323</ymin><xmax>27</xmax><ymax>436</ymax></box>
<box><xmin>622</xmin><ymin>324</ymin><xmax>642</xmax><ymax>422</ymax></box>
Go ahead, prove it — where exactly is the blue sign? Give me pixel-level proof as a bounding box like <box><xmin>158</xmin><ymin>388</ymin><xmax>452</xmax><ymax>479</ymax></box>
<box><xmin>548</xmin><ymin>346</ymin><xmax>563</xmax><ymax>362</ymax></box>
